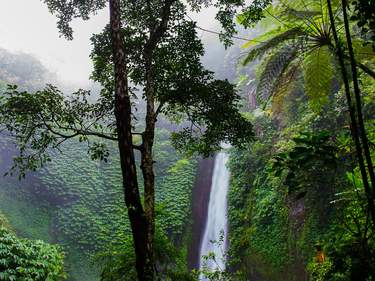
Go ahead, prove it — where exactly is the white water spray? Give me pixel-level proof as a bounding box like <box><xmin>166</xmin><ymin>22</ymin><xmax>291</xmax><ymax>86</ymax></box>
<box><xmin>199</xmin><ymin>151</ymin><xmax>230</xmax><ymax>279</ymax></box>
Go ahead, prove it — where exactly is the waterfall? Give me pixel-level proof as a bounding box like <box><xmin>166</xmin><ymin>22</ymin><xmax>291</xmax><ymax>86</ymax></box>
<box><xmin>199</xmin><ymin>151</ymin><xmax>230</xmax><ymax>279</ymax></box>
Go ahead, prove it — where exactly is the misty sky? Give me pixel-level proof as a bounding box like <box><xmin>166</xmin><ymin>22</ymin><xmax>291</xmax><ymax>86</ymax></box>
<box><xmin>0</xmin><ymin>0</ymin><xmax>222</xmax><ymax>87</ymax></box>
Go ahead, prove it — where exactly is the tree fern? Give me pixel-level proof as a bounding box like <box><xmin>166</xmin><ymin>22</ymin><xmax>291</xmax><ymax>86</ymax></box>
<box><xmin>270</xmin><ymin>63</ymin><xmax>302</xmax><ymax>124</ymax></box>
<box><xmin>242</xmin><ymin>28</ymin><xmax>305</xmax><ymax>65</ymax></box>
<box><xmin>279</xmin><ymin>0</ymin><xmax>338</xmax><ymax>14</ymax></box>
<box><xmin>270</xmin><ymin>63</ymin><xmax>301</xmax><ymax>105</ymax></box>
<box><xmin>279</xmin><ymin>7</ymin><xmax>321</xmax><ymax>22</ymax></box>
<box><xmin>256</xmin><ymin>44</ymin><xmax>299</xmax><ymax>100</ymax></box>
<box><xmin>303</xmin><ymin>45</ymin><xmax>334</xmax><ymax>111</ymax></box>
<box><xmin>240</xmin><ymin>0</ymin><xmax>369</xmax><ymax>114</ymax></box>
<box><xmin>242</xmin><ymin>27</ymin><xmax>286</xmax><ymax>49</ymax></box>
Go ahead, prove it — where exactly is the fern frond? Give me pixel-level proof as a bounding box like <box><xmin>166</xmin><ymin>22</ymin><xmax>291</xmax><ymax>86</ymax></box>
<box><xmin>242</xmin><ymin>27</ymin><xmax>286</xmax><ymax>49</ymax></box>
<box><xmin>256</xmin><ymin>44</ymin><xmax>299</xmax><ymax>101</ymax></box>
<box><xmin>257</xmin><ymin>5</ymin><xmax>284</xmax><ymax>30</ymax></box>
<box><xmin>278</xmin><ymin>0</ymin><xmax>324</xmax><ymax>13</ymax></box>
<box><xmin>271</xmin><ymin>63</ymin><xmax>302</xmax><ymax>120</ymax></box>
<box><xmin>272</xmin><ymin>63</ymin><xmax>301</xmax><ymax>102</ymax></box>
<box><xmin>280</xmin><ymin>7</ymin><xmax>321</xmax><ymax>21</ymax></box>
<box><xmin>242</xmin><ymin>28</ymin><xmax>304</xmax><ymax>65</ymax></box>
<box><xmin>303</xmin><ymin>45</ymin><xmax>334</xmax><ymax>111</ymax></box>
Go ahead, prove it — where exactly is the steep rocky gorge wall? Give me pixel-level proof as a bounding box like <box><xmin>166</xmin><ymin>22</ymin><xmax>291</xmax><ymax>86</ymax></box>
<box><xmin>188</xmin><ymin>157</ymin><xmax>215</xmax><ymax>270</ymax></box>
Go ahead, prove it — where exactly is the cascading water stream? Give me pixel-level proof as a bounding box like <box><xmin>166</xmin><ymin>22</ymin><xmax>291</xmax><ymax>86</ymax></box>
<box><xmin>198</xmin><ymin>151</ymin><xmax>230</xmax><ymax>280</ymax></box>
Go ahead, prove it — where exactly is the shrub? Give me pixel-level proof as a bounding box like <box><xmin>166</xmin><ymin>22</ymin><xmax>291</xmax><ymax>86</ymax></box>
<box><xmin>0</xmin><ymin>226</ymin><xmax>65</xmax><ymax>281</ymax></box>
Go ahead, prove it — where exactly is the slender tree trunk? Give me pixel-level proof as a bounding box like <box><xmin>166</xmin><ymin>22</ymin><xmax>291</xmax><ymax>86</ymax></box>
<box><xmin>109</xmin><ymin>1</ymin><xmax>153</xmax><ymax>280</ymax></box>
<box><xmin>140</xmin><ymin>51</ymin><xmax>157</xmax><ymax>280</ymax></box>
<box><xmin>327</xmin><ymin>0</ymin><xmax>375</xmax><ymax>225</ymax></box>
<box><xmin>138</xmin><ymin>1</ymin><xmax>175</xmax><ymax>278</ymax></box>
<box><xmin>341</xmin><ymin>0</ymin><xmax>375</xmax><ymax>190</ymax></box>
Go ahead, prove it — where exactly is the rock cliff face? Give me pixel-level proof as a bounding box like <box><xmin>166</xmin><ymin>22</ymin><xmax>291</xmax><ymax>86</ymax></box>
<box><xmin>286</xmin><ymin>196</ymin><xmax>308</xmax><ymax>281</ymax></box>
<box><xmin>188</xmin><ymin>157</ymin><xmax>215</xmax><ymax>270</ymax></box>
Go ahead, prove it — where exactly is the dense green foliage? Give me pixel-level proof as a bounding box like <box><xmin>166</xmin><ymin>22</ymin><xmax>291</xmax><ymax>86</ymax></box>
<box><xmin>0</xmin><ymin>213</ymin><xmax>65</xmax><ymax>281</ymax></box>
<box><xmin>0</xmin><ymin>128</ymin><xmax>198</xmax><ymax>280</ymax></box>
<box><xmin>98</xmin><ymin>229</ymin><xmax>195</xmax><ymax>281</ymax></box>
<box><xmin>89</xmin><ymin>11</ymin><xmax>254</xmax><ymax>156</ymax></box>
<box><xmin>350</xmin><ymin>0</ymin><xmax>375</xmax><ymax>48</ymax></box>
<box><xmin>0</xmin><ymin>43</ymin><xmax>201</xmax><ymax>281</ymax></box>
<box><xmin>225</xmin><ymin>1</ymin><xmax>375</xmax><ymax>279</ymax></box>
<box><xmin>227</xmin><ymin>93</ymin><xmax>375</xmax><ymax>280</ymax></box>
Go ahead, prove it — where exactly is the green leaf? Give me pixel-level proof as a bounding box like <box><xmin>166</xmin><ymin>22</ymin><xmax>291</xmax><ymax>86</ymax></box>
<box><xmin>303</xmin><ymin>45</ymin><xmax>334</xmax><ymax>111</ymax></box>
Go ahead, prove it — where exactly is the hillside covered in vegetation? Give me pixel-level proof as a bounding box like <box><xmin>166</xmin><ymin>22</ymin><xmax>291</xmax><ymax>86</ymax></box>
<box><xmin>0</xmin><ymin>0</ymin><xmax>375</xmax><ymax>280</ymax></box>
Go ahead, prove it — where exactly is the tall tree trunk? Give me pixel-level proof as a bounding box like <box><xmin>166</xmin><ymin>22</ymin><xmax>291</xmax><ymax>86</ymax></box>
<box><xmin>109</xmin><ymin>0</ymin><xmax>152</xmax><ymax>280</ymax></box>
<box><xmin>341</xmin><ymin>0</ymin><xmax>375</xmax><ymax>190</ymax></box>
<box><xmin>140</xmin><ymin>50</ymin><xmax>157</xmax><ymax>280</ymax></box>
<box><xmin>139</xmin><ymin>1</ymin><xmax>175</xmax><ymax>278</ymax></box>
<box><xmin>327</xmin><ymin>0</ymin><xmax>375</xmax><ymax>225</ymax></box>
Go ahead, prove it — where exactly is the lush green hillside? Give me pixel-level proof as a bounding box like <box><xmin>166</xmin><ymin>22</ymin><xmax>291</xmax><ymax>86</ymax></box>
<box><xmin>0</xmin><ymin>128</ymin><xmax>197</xmax><ymax>281</ymax></box>
<box><xmin>0</xmin><ymin>50</ymin><xmax>200</xmax><ymax>281</ymax></box>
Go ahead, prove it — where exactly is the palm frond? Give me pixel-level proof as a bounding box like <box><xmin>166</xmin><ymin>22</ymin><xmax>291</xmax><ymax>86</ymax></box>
<box><xmin>242</xmin><ymin>28</ymin><xmax>304</xmax><ymax>65</ymax></box>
